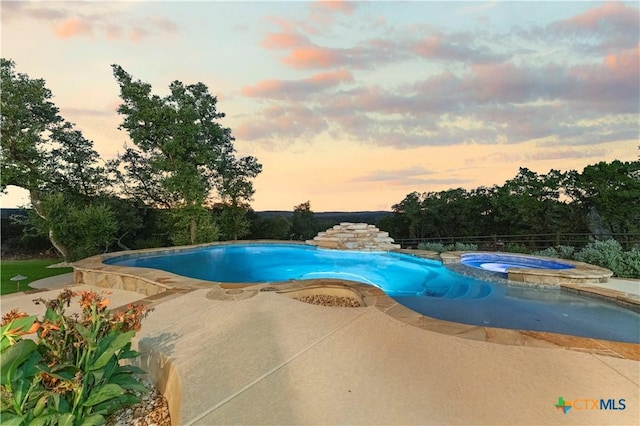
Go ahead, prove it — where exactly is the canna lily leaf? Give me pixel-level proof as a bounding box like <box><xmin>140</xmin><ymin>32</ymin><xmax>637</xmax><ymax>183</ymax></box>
<box><xmin>89</xmin><ymin>331</ymin><xmax>135</xmax><ymax>371</ymax></box>
<box><xmin>82</xmin><ymin>383</ymin><xmax>125</xmax><ymax>407</ymax></box>
<box><xmin>79</xmin><ymin>414</ymin><xmax>105</xmax><ymax>426</ymax></box>
<box><xmin>0</xmin><ymin>414</ymin><xmax>25</xmax><ymax>426</ymax></box>
<box><xmin>57</xmin><ymin>413</ymin><xmax>75</xmax><ymax>426</ymax></box>
<box><xmin>0</xmin><ymin>339</ymin><xmax>37</xmax><ymax>385</ymax></box>
<box><xmin>117</xmin><ymin>365</ymin><xmax>146</xmax><ymax>375</ymax></box>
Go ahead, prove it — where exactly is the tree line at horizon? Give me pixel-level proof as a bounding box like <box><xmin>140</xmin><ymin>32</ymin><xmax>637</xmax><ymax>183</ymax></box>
<box><xmin>2</xmin><ymin>58</ymin><xmax>639</xmax><ymax>261</ymax></box>
<box><xmin>381</xmin><ymin>161</ymin><xmax>640</xmax><ymax>247</ymax></box>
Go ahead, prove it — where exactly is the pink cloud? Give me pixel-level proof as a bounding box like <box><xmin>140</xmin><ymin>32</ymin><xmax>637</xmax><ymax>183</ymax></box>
<box><xmin>262</xmin><ymin>32</ymin><xmax>308</xmax><ymax>49</ymax></box>
<box><xmin>242</xmin><ymin>80</ymin><xmax>285</xmax><ymax>97</ymax></box>
<box><xmin>282</xmin><ymin>47</ymin><xmax>341</xmax><ymax>69</ymax></box>
<box><xmin>604</xmin><ymin>43</ymin><xmax>640</xmax><ymax>78</ymax></box>
<box><xmin>234</xmin><ymin>105</ymin><xmax>328</xmax><ymax>142</ymax></box>
<box><xmin>242</xmin><ymin>70</ymin><xmax>353</xmax><ymax>99</ymax></box>
<box><xmin>554</xmin><ymin>2</ymin><xmax>637</xmax><ymax>31</ymax></box>
<box><xmin>311</xmin><ymin>0</ymin><xmax>358</xmax><ymax>15</ymax></box>
<box><xmin>55</xmin><ymin>17</ymin><xmax>92</xmax><ymax>39</ymax></box>
<box><xmin>307</xmin><ymin>69</ymin><xmax>353</xmax><ymax>84</ymax></box>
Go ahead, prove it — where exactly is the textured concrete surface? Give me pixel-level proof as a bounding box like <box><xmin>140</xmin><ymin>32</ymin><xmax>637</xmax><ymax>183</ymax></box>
<box><xmin>132</xmin><ymin>289</ymin><xmax>639</xmax><ymax>425</ymax></box>
<box><xmin>3</xmin><ymin>270</ymin><xmax>638</xmax><ymax>425</ymax></box>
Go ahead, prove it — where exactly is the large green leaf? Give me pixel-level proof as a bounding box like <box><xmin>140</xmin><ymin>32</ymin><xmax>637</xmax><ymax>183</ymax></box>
<box><xmin>82</xmin><ymin>383</ymin><xmax>125</xmax><ymax>408</ymax></box>
<box><xmin>0</xmin><ymin>339</ymin><xmax>37</xmax><ymax>385</ymax></box>
<box><xmin>89</xmin><ymin>331</ymin><xmax>134</xmax><ymax>371</ymax></box>
<box><xmin>27</xmin><ymin>413</ymin><xmax>59</xmax><ymax>426</ymax></box>
<box><xmin>116</xmin><ymin>365</ymin><xmax>146</xmax><ymax>375</ymax></box>
<box><xmin>117</xmin><ymin>342</ymin><xmax>139</xmax><ymax>360</ymax></box>
<box><xmin>91</xmin><ymin>393</ymin><xmax>138</xmax><ymax>415</ymax></box>
<box><xmin>0</xmin><ymin>413</ymin><xmax>25</xmax><ymax>426</ymax></box>
<box><xmin>109</xmin><ymin>373</ymin><xmax>147</xmax><ymax>392</ymax></box>
<box><xmin>57</xmin><ymin>413</ymin><xmax>75</xmax><ymax>426</ymax></box>
<box><xmin>78</xmin><ymin>414</ymin><xmax>105</xmax><ymax>426</ymax></box>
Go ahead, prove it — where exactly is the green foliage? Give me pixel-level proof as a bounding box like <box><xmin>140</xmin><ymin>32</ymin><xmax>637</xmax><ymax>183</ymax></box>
<box><xmin>1</xmin><ymin>59</ymin><xmax>112</xmax><ymax>261</ymax></box>
<box><xmin>250</xmin><ymin>215</ymin><xmax>291</xmax><ymax>240</ymax></box>
<box><xmin>532</xmin><ymin>247</ymin><xmax>560</xmax><ymax>258</ymax></box>
<box><xmin>0</xmin><ymin>259</ymin><xmax>73</xmax><ymax>295</ymax></box>
<box><xmin>170</xmin><ymin>205</ymin><xmax>219</xmax><ymax>246</ymax></box>
<box><xmin>291</xmin><ymin>201</ymin><xmax>319</xmax><ymax>240</ymax></box>
<box><xmin>28</xmin><ymin>194</ymin><xmax>117</xmax><ymax>261</ymax></box>
<box><xmin>0</xmin><ymin>290</ymin><xmax>152</xmax><ymax>425</ymax></box>
<box><xmin>567</xmin><ymin>161</ymin><xmax>640</xmax><ymax>237</ymax></box>
<box><xmin>615</xmin><ymin>248</ymin><xmax>640</xmax><ymax>279</ymax></box>
<box><xmin>574</xmin><ymin>239</ymin><xmax>640</xmax><ymax>278</ymax></box>
<box><xmin>533</xmin><ymin>245</ymin><xmax>576</xmax><ymax>259</ymax></box>
<box><xmin>389</xmin><ymin>161</ymin><xmax>638</xmax><ymax>246</ymax></box>
<box><xmin>110</xmin><ymin>65</ymin><xmax>261</xmax><ymax>246</ymax></box>
<box><xmin>416</xmin><ymin>242</ymin><xmax>478</xmax><ymax>252</ymax></box>
<box><xmin>416</xmin><ymin>242</ymin><xmax>448</xmax><ymax>253</ymax></box>
<box><xmin>452</xmin><ymin>242</ymin><xmax>479</xmax><ymax>251</ymax></box>
<box><xmin>217</xmin><ymin>205</ymin><xmax>251</xmax><ymax>241</ymax></box>
<box><xmin>504</xmin><ymin>243</ymin><xmax>530</xmax><ymax>254</ymax></box>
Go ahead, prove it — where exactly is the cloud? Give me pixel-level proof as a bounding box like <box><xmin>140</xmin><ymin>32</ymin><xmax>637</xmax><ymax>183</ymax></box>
<box><xmin>549</xmin><ymin>2</ymin><xmax>640</xmax><ymax>52</ymax></box>
<box><xmin>311</xmin><ymin>0</ymin><xmax>358</xmax><ymax>16</ymax></box>
<box><xmin>351</xmin><ymin>166</ymin><xmax>470</xmax><ymax>187</ymax></box>
<box><xmin>3</xmin><ymin>2</ymin><xmax>180</xmax><ymax>42</ymax></box>
<box><xmin>55</xmin><ymin>17</ymin><xmax>93</xmax><ymax>39</ymax></box>
<box><xmin>412</xmin><ymin>35</ymin><xmax>505</xmax><ymax>63</ymax></box>
<box><xmin>243</xmin><ymin>2</ymin><xmax>638</xmax><ymax>151</ymax></box>
<box><xmin>262</xmin><ymin>31</ymin><xmax>309</xmax><ymax>50</ymax></box>
<box><xmin>242</xmin><ymin>70</ymin><xmax>354</xmax><ymax>100</ymax></box>
<box><xmin>233</xmin><ymin>104</ymin><xmax>328</xmax><ymax>143</ymax></box>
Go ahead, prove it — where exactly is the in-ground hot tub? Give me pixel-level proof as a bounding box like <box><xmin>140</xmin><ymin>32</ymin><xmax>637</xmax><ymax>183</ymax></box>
<box><xmin>461</xmin><ymin>252</ymin><xmax>575</xmax><ymax>275</ymax></box>
<box><xmin>441</xmin><ymin>251</ymin><xmax>613</xmax><ymax>286</ymax></box>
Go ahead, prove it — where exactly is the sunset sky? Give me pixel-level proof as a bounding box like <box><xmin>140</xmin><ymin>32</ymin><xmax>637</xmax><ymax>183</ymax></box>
<box><xmin>1</xmin><ymin>1</ymin><xmax>638</xmax><ymax>212</ymax></box>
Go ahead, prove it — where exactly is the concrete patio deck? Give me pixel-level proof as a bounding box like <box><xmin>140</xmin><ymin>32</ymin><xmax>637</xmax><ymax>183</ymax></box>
<box><xmin>1</xmin><ymin>273</ymin><xmax>638</xmax><ymax>425</ymax></box>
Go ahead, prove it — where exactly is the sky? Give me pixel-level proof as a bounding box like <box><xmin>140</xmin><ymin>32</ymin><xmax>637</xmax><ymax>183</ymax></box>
<box><xmin>1</xmin><ymin>0</ymin><xmax>638</xmax><ymax>212</ymax></box>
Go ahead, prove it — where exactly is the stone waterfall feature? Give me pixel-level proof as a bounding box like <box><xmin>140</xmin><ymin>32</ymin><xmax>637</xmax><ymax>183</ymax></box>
<box><xmin>306</xmin><ymin>222</ymin><xmax>401</xmax><ymax>251</ymax></box>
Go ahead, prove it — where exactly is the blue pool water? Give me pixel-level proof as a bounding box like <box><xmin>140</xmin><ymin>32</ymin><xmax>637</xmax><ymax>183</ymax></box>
<box><xmin>461</xmin><ymin>252</ymin><xmax>575</xmax><ymax>276</ymax></box>
<box><xmin>106</xmin><ymin>243</ymin><xmax>640</xmax><ymax>343</ymax></box>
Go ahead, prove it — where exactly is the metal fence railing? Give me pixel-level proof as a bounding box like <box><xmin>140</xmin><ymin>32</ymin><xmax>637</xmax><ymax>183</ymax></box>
<box><xmin>394</xmin><ymin>233</ymin><xmax>640</xmax><ymax>251</ymax></box>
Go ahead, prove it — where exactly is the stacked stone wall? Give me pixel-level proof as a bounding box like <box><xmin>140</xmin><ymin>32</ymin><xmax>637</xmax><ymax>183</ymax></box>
<box><xmin>306</xmin><ymin>222</ymin><xmax>400</xmax><ymax>251</ymax></box>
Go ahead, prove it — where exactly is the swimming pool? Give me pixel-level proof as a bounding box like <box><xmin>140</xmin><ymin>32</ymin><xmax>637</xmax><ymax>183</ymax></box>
<box><xmin>105</xmin><ymin>243</ymin><xmax>640</xmax><ymax>343</ymax></box>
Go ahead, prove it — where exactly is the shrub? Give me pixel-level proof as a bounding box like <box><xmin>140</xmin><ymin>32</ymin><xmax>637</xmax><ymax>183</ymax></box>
<box><xmin>575</xmin><ymin>239</ymin><xmax>622</xmax><ymax>270</ymax></box>
<box><xmin>574</xmin><ymin>239</ymin><xmax>640</xmax><ymax>278</ymax></box>
<box><xmin>555</xmin><ymin>245</ymin><xmax>576</xmax><ymax>259</ymax></box>
<box><xmin>504</xmin><ymin>243</ymin><xmax>529</xmax><ymax>254</ymax></box>
<box><xmin>452</xmin><ymin>242</ymin><xmax>478</xmax><ymax>251</ymax></box>
<box><xmin>533</xmin><ymin>247</ymin><xmax>558</xmax><ymax>258</ymax></box>
<box><xmin>417</xmin><ymin>242</ymin><xmax>478</xmax><ymax>252</ymax></box>
<box><xmin>616</xmin><ymin>248</ymin><xmax>640</xmax><ymax>278</ymax></box>
<box><xmin>0</xmin><ymin>290</ymin><xmax>153</xmax><ymax>425</ymax></box>
<box><xmin>417</xmin><ymin>242</ymin><xmax>448</xmax><ymax>252</ymax></box>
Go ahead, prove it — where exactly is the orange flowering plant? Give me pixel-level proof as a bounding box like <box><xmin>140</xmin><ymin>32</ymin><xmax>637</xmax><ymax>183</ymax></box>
<box><xmin>0</xmin><ymin>289</ymin><xmax>153</xmax><ymax>425</ymax></box>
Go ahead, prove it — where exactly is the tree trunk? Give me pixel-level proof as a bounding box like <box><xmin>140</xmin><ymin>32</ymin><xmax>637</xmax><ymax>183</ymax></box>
<box><xmin>30</xmin><ymin>191</ymin><xmax>71</xmax><ymax>260</ymax></box>
<box><xmin>190</xmin><ymin>218</ymin><xmax>197</xmax><ymax>245</ymax></box>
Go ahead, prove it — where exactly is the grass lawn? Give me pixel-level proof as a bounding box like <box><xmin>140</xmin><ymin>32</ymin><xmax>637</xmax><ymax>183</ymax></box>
<box><xmin>0</xmin><ymin>259</ymin><xmax>73</xmax><ymax>295</ymax></box>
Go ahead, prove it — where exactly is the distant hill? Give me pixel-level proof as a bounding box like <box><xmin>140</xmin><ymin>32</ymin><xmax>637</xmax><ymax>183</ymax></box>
<box><xmin>256</xmin><ymin>210</ymin><xmax>392</xmax><ymax>223</ymax></box>
<box><xmin>0</xmin><ymin>208</ymin><xmax>27</xmax><ymax>219</ymax></box>
<box><xmin>1</xmin><ymin>208</ymin><xmax>393</xmax><ymax>224</ymax></box>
